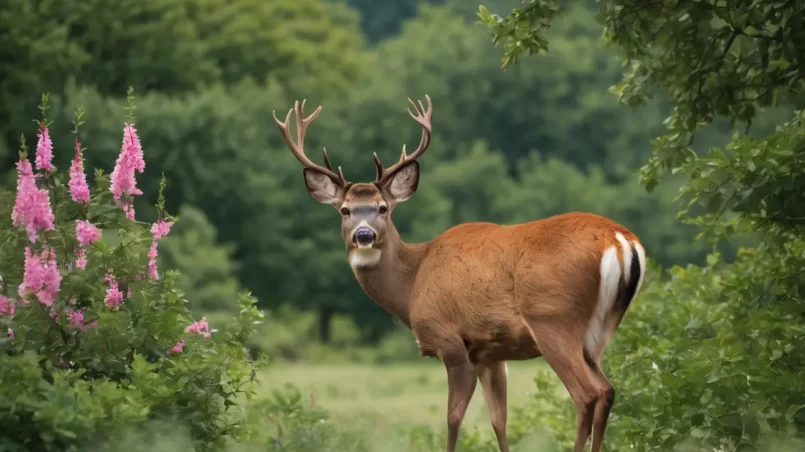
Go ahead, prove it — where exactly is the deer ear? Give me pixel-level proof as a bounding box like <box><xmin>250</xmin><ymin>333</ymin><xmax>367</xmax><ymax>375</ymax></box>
<box><xmin>303</xmin><ymin>168</ymin><xmax>345</xmax><ymax>206</ymax></box>
<box><xmin>385</xmin><ymin>161</ymin><xmax>419</xmax><ymax>202</ymax></box>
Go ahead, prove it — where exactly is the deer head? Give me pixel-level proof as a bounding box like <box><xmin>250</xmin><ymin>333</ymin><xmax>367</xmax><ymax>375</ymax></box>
<box><xmin>272</xmin><ymin>96</ymin><xmax>433</xmax><ymax>268</ymax></box>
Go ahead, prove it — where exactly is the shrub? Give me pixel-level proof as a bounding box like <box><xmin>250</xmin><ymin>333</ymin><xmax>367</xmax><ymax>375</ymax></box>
<box><xmin>0</xmin><ymin>92</ymin><xmax>265</xmax><ymax>451</ymax></box>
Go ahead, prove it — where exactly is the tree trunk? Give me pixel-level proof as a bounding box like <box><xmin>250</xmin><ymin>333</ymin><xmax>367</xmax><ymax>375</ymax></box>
<box><xmin>318</xmin><ymin>307</ymin><xmax>333</xmax><ymax>343</ymax></box>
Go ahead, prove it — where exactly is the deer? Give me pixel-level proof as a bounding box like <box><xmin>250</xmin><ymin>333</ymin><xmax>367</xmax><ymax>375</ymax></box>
<box><xmin>271</xmin><ymin>95</ymin><xmax>647</xmax><ymax>452</ymax></box>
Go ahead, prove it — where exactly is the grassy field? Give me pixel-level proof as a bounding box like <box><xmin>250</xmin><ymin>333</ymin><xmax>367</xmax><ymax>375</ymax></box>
<box><xmin>257</xmin><ymin>360</ymin><xmax>554</xmax><ymax>428</ymax></box>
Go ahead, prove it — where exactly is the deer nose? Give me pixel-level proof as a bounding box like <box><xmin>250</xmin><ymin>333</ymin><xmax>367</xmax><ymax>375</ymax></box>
<box><xmin>353</xmin><ymin>227</ymin><xmax>376</xmax><ymax>246</ymax></box>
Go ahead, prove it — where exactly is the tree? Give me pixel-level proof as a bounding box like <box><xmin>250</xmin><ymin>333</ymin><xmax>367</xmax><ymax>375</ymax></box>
<box><xmin>191</xmin><ymin>0</ymin><xmax>369</xmax><ymax>97</ymax></box>
<box><xmin>353</xmin><ymin>3</ymin><xmax>671</xmax><ymax>179</ymax></box>
<box><xmin>338</xmin><ymin>0</ymin><xmax>442</xmax><ymax>43</ymax></box>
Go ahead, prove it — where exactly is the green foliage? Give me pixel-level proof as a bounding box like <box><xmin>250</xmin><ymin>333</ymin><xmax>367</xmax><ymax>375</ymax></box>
<box><xmin>237</xmin><ymin>385</ymin><xmax>370</xmax><ymax>451</ymax></box>
<box><xmin>477</xmin><ymin>0</ymin><xmax>559</xmax><ymax>69</ymax></box>
<box><xmin>0</xmin><ymin>98</ymin><xmax>264</xmax><ymax>451</ymax></box>
<box><xmin>360</xmin><ymin>2</ymin><xmax>667</xmax><ymax>175</ymax></box>
<box><xmin>338</xmin><ymin>0</ymin><xmax>441</xmax><ymax>43</ymax></box>
<box><xmin>157</xmin><ymin>205</ymin><xmax>242</xmax><ymax>314</ymax></box>
<box><xmin>191</xmin><ymin>0</ymin><xmax>369</xmax><ymax>97</ymax></box>
<box><xmin>0</xmin><ymin>0</ymin><xmax>87</xmax><ymax>164</ymax></box>
<box><xmin>599</xmin><ymin>0</ymin><xmax>805</xmax><ymax>193</ymax></box>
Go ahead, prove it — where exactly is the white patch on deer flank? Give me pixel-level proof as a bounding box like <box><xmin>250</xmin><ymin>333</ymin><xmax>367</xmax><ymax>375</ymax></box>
<box><xmin>614</xmin><ymin>232</ymin><xmax>632</xmax><ymax>283</ymax></box>
<box><xmin>349</xmin><ymin>248</ymin><xmax>382</xmax><ymax>269</ymax></box>
<box><xmin>585</xmin><ymin>244</ymin><xmax>622</xmax><ymax>358</ymax></box>
<box><xmin>633</xmin><ymin>241</ymin><xmax>647</xmax><ymax>296</ymax></box>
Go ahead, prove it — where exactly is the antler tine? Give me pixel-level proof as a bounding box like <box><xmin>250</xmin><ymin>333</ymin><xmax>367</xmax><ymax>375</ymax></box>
<box><xmin>373</xmin><ymin>152</ymin><xmax>384</xmax><ymax>180</ymax></box>
<box><xmin>322</xmin><ymin>148</ymin><xmax>334</xmax><ymax>171</ymax></box>
<box><xmin>405</xmin><ymin>95</ymin><xmax>432</xmax><ymax>161</ymax></box>
<box><xmin>375</xmin><ymin>95</ymin><xmax>433</xmax><ymax>185</ymax></box>
<box><xmin>324</xmin><ymin>148</ymin><xmax>348</xmax><ymax>185</ymax></box>
<box><xmin>272</xmin><ymin>101</ymin><xmax>348</xmax><ymax>186</ymax></box>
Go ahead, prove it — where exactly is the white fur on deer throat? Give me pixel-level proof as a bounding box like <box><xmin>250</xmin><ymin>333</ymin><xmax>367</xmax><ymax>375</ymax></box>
<box><xmin>585</xmin><ymin>232</ymin><xmax>629</xmax><ymax>359</ymax></box>
<box><xmin>350</xmin><ymin>248</ymin><xmax>382</xmax><ymax>269</ymax></box>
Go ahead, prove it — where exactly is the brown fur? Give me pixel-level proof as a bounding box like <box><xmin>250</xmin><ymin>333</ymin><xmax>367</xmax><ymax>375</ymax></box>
<box><xmin>273</xmin><ymin>97</ymin><xmax>646</xmax><ymax>452</ymax></box>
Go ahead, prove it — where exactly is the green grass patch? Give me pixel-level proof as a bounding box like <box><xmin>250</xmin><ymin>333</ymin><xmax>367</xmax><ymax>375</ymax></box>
<box><xmin>256</xmin><ymin>360</ymin><xmax>550</xmax><ymax>428</ymax></box>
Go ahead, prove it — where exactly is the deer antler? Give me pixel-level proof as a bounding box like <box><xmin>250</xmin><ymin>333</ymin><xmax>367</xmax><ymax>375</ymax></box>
<box><xmin>272</xmin><ymin>100</ymin><xmax>349</xmax><ymax>187</ymax></box>
<box><xmin>374</xmin><ymin>95</ymin><xmax>433</xmax><ymax>186</ymax></box>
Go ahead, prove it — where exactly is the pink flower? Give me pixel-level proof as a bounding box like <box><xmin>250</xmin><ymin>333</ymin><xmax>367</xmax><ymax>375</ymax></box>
<box><xmin>68</xmin><ymin>309</ymin><xmax>84</xmax><ymax>328</ymax></box>
<box><xmin>34</xmin><ymin>124</ymin><xmax>54</xmax><ymax>172</ymax></box>
<box><xmin>104</xmin><ymin>273</ymin><xmax>124</xmax><ymax>309</ymax></box>
<box><xmin>122</xmin><ymin>204</ymin><xmax>135</xmax><ymax>221</ymax></box>
<box><xmin>11</xmin><ymin>160</ymin><xmax>36</xmax><ymax>223</ymax></box>
<box><xmin>11</xmin><ymin>159</ymin><xmax>55</xmax><ymax>242</ymax></box>
<box><xmin>18</xmin><ymin>247</ymin><xmax>61</xmax><ymax>307</ymax></box>
<box><xmin>144</xmin><ymin>218</ymin><xmax>172</xmax><ymax>281</ymax></box>
<box><xmin>74</xmin><ymin>220</ymin><xmax>100</xmax><ymax>269</ymax></box>
<box><xmin>186</xmin><ymin>317</ymin><xmax>211</xmax><ymax>338</ymax></box>
<box><xmin>69</xmin><ymin>138</ymin><xmax>91</xmax><ymax>203</ymax></box>
<box><xmin>7</xmin><ymin>328</ymin><xmax>13</xmax><ymax>340</ymax></box>
<box><xmin>18</xmin><ymin>248</ymin><xmax>43</xmax><ymax>303</ymax></box>
<box><xmin>0</xmin><ymin>296</ymin><xmax>14</xmax><ymax>316</ymax></box>
<box><xmin>76</xmin><ymin>220</ymin><xmax>101</xmax><ymax>246</ymax></box>
<box><xmin>168</xmin><ymin>340</ymin><xmax>185</xmax><ymax>355</ymax></box>
<box><xmin>151</xmin><ymin>219</ymin><xmax>174</xmax><ymax>240</ymax></box>
<box><xmin>40</xmin><ymin>249</ymin><xmax>61</xmax><ymax>306</ymax></box>
<box><xmin>110</xmin><ymin>123</ymin><xmax>145</xmax><ymax>219</ymax></box>
<box><xmin>75</xmin><ymin>248</ymin><xmax>87</xmax><ymax>269</ymax></box>
<box><xmin>147</xmin><ymin>241</ymin><xmax>159</xmax><ymax>280</ymax></box>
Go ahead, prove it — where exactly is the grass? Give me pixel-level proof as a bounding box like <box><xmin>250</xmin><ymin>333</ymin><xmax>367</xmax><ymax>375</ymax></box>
<box><xmin>256</xmin><ymin>360</ymin><xmax>551</xmax><ymax>428</ymax></box>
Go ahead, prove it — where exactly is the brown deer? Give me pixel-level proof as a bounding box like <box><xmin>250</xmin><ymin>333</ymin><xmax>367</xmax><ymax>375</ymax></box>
<box><xmin>272</xmin><ymin>96</ymin><xmax>647</xmax><ymax>452</ymax></box>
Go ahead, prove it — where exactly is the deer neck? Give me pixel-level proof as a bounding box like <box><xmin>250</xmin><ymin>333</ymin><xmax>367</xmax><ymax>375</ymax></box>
<box><xmin>349</xmin><ymin>225</ymin><xmax>426</xmax><ymax>328</ymax></box>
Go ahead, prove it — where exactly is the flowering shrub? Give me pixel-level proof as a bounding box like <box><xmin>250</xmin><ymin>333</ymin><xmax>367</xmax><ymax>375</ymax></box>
<box><xmin>0</xmin><ymin>92</ymin><xmax>264</xmax><ymax>451</ymax></box>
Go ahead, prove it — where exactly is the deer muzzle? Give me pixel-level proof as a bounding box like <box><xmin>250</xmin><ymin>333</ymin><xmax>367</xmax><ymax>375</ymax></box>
<box><xmin>353</xmin><ymin>227</ymin><xmax>376</xmax><ymax>247</ymax></box>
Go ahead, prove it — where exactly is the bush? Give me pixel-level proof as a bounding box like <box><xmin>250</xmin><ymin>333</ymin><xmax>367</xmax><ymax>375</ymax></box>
<box><xmin>0</xmin><ymin>92</ymin><xmax>265</xmax><ymax>451</ymax></box>
<box><xmin>156</xmin><ymin>204</ymin><xmax>242</xmax><ymax>315</ymax></box>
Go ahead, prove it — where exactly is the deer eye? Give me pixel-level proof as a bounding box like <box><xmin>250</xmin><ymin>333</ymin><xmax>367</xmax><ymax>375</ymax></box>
<box><xmin>340</xmin><ymin>207</ymin><xmax>350</xmax><ymax>216</ymax></box>
<box><xmin>378</xmin><ymin>205</ymin><xmax>388</xmax><ymax>214</ymax></box>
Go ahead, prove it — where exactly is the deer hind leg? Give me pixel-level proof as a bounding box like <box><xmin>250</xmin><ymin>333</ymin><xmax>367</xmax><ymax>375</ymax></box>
<box><xmin>584</xmin><ymin>352</ymin><xmax>615</xmax><ymax>452</ymax></box>
<box><xmin>475</xmin><ymin>361</ymin><xmax>510</xmax><ymax>452</ymax></box>
<box><xmin>442</xmin><ymin>347</ymin><xmax>478</xmax><ymax>452</ymax></box>
<box><xmin>582</xmin><ymin>234</ymin><xmax>644</xmax><ymax>451</ymax></box>
<box><xmin>523</xmin><ymin>318</ymin><xmax>606</xmax><ymax>452</ymax></box>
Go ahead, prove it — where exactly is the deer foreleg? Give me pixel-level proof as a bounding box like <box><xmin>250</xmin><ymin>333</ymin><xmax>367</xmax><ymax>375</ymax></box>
<box><xmin>443</xmin><ymin>350</ymin><xmax>477</xmax><ymax>452</ymax></box>
<box><xmin>476</xmin><ymin>361</ymin><xmax>510</xmax><ymax>452</ymax></box>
